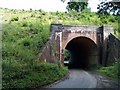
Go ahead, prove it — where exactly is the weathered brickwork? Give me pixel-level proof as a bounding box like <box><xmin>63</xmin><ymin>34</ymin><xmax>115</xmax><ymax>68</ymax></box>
<box><xmin>38</xmin><ymin>24</ymin><xmax>120</xmax><ymax>66</ymax></box>
<box><xmin>104</xmin><ymin>34</ymin><xmax>120</xmax><ymax>66</ymax></box>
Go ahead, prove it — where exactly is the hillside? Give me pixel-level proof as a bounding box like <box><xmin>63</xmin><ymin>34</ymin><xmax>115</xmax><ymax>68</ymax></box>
<box><xmin>1</xmin><ymin>8</ymin><xmax>119</xmax><ymax>88</ymax></box>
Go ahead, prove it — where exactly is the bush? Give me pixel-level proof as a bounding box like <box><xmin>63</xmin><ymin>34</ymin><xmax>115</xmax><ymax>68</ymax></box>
<box><xmin>22</xmin><ymin>21</ymin><xmax>28</xmax><ymax>27</ymax></box>
<box><xmin>109</xmin><ymin>17</ymin><xmax>116</xmax><ymax>22</ymax></box>
<box><xmin>31</xmin><ymin>14</ymin><xmax>35</xmax><ymax>17</ymax></box>
<box><xmin>11</xmin><ymin>17</ymin><xmax>19</xmax><ymax>21</ymax></box>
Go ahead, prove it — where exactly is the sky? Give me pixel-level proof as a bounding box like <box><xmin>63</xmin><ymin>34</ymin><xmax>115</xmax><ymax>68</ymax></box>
<box><xmin>0</xmin><ymin>0</ymin><xmax>102</xmax><ymax>12</ymax></box>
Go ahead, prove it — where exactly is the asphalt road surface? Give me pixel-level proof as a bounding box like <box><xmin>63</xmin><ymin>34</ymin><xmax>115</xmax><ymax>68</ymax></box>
<box><xmin>48</xmin><ymin>69</ymin><xmax>97</xmax><ymax>88</ymax></box>
<box><xmin>46</xmin><ymin>69</ymin><xmax>120</xmax><ymax>88</ymax></box>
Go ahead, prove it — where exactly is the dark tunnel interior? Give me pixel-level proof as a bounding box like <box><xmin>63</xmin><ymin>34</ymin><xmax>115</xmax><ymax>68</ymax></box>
<box><xmin>65</xmin><ymin>37</ymin><xmax>98</xmax><ymax>69</ymax></box>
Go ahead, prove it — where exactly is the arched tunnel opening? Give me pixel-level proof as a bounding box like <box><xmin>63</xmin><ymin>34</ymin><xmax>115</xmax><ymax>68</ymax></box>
<box><xmin>64</xmin><ymin>37</ymin><xmax>98</xmax><ymax>69</ymax></box>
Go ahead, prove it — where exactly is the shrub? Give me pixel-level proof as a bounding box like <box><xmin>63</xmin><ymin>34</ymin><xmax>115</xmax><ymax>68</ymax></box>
<box><xmin>109</xmin><ymin>17</ymin><xmax>116</xmax><ymax>22</ymax></box>
<box><xmin>31</xmin><ymin>14</ymin><xmax>35</xmax><ymax>17</ymax></box>
<box><xmin>42</xmin><ymin>13</ymin><xmax>46</xmax><ymax>15</ymax></box>
<box><xmin>11</xmin><ymin>17</ymin><xmax>19</xmax><ymax>21</ymax></box>
<box><xmin>22</xmin><ymin>21</ymin><xmax>28</xmax><ymax>27</ymax></box>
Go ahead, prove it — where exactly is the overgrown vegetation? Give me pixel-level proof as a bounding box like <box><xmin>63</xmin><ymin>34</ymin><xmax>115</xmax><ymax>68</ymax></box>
<box><xmin>64</xmin><ymin>49</ymin><xmax>71</xmax><ymax>62</ymax></box>
<box><xmin>1</xmin><ymin>8</ymin><xmax>69</xmax><ymax>89</ymax></box>
<box><xmin>1</xmin><ymin>7</ymin><xmax>119</xmax><ymax>89</ymax></box>
<box><xmin>97</xmin><ymin>58</ymin><xmax>120</xmax><ymax>81</ymax></box>
<box><xmin>3</xmin><ymin>61</ymin><xmax>68</xmax><ymax>88</ymax></box>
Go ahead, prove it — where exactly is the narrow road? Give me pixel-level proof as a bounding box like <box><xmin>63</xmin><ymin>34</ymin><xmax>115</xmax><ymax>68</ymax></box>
<box><xmin>47</xmin><ymin>69</ymin><xmax>97</xmax><ymax>88</ymax></box>
<box><xmin>46</xmin><ymin>69</ymin><xmax>120</xmax><ymax>88</ymax></box>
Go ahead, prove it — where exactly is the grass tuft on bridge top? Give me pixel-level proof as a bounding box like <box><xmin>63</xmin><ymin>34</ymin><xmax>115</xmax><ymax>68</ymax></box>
<box><xmin>1</xmin><ymin>8</ymin><xmax>119</xmax><ymax>88</ymax></box>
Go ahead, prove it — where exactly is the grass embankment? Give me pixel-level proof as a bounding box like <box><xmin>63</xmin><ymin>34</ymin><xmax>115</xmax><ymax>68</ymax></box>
<box><xmin>1</xmin><ymin>8</ymin><xmax>119</xmax><ymax>89</ymax></box>
<box><xmin>3</xmin><ymin>60</ymin><xmax>68</xmax><ymax>88</ymax></box>
<box><xmin>97</xmin><ymin>58</ymin><xmax>120</xmax><ymax>81</ymax></box>
<box><xmin>2</xmin><ymin>9</ymin><xmax>69</xmax><ymax>89</ymax></box>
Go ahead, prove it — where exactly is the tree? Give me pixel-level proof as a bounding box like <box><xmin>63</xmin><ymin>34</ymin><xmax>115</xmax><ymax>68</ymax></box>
<box><xmin>61</xmin><ymin>0</ymin><xmax>88</xmax><ymax>12</ymax></box>
<box><xmin>30</xmin><ymin>8</ymin><xmax>32</xmax><ymax>11</ymax></box>
<box><xmin>61</xmin><ymin>0</ymin><xmax>66</xmax><ymax>3</ymax></box>
<box><xmin>97</xmin><ymin>0</ymin><xmax>120</xmax><ymax>15</ymax></box>
<box><xmin>67</xmin><ymin>2</ymin><xmax>88</xmax><ymax>12</ymax></box>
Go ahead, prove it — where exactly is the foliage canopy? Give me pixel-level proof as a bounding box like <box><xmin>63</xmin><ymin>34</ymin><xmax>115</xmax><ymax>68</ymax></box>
<box><xmin>97</xmin><ymin>0</ymin><xmax>120</xmax><ymax>15</ymax></box>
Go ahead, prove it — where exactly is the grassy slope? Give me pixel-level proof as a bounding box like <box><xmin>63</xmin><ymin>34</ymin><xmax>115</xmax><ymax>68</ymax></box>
<box><xmin>3</xmin><ymin>61</ymin><xmax>68</xmax><ymax>88</ymax></box>
<box><xmin>1</xmin><ymin>8</ymin><xmax>119</xmax><ymax>88</ymax></box>
<box><xmin>97</xmin><ymin>58</ymin><xmax>120</xmax><ymax>81</ymax></box>
<box><xmin>2</xmin><ymin>9</ymin><xmax>68</xmax><ymax>89</ymax></box>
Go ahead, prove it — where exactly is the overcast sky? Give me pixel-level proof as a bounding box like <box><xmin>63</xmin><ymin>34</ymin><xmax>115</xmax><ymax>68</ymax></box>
<box><xmin>0</xmin><ymin>0</ymin><xmax>102</xmax><ymax>12</ymax></box>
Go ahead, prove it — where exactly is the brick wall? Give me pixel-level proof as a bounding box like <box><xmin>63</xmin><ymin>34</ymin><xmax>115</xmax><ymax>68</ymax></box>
<box><xmin>104</xmin><ymin>34</ymin><xmax>120</xmax><ymax>66</ymax></box>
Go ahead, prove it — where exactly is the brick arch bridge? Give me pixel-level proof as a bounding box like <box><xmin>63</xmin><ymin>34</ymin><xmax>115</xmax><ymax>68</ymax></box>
<box><xmin>39</xmin><ymin>24</ymin><xmax>120</xmax><ymax>67</ymax></box>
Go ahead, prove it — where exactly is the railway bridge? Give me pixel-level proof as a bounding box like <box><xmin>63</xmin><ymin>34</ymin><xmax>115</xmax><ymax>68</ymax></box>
<box><xmin>39</xmin><ymin>24</ymin><xmax>120</xmax><ymax>68</ymax></box>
